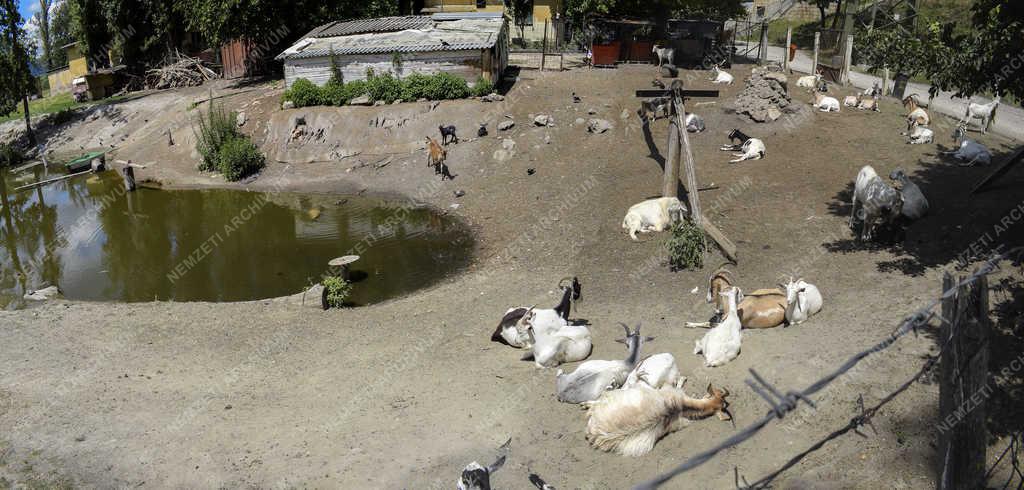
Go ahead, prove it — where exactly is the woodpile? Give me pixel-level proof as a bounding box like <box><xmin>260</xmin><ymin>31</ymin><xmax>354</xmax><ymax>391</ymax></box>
<box><xmin>145</xmin><ymin>52</ymin><xmax>219</xmax><ymax>90</ymax></box>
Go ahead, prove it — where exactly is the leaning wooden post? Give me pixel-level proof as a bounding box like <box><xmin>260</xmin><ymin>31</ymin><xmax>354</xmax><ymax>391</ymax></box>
<box><xmin>541</xmin><ymin>19</ymin><xmax>549</xmax><ymax>71</ymax></box>
<box><xmin>662</xmin><ymin>119</ymin><xmax>681</xmax><ymax>199</ymax></box>
<box><xmin>783</xmin><ymin>27</ymin><xmax>793</xmax><ymax>72</ymax></box>
<box><xmin>121</xmin><ymin>165</ymin><xmax>136</xmax><ymax>192</ymax></box>
<box><xmin>938</xmin><ymin>272</ymin><xmax>989</xmax><ymax>490</ymax></box>
<box><xmin>842</xmin><ymin>34</ymin><xmax>854</xmax><ymax>86</ymax></box>
<box><xmin>670</xmin><ymin>81</ymin><xmax>701</xmax><ymax>226</ymax></box>
<box><xmin>812</xmin><ymin>32</ymin><xmax>820</xmax><ymax>75</ymax></box>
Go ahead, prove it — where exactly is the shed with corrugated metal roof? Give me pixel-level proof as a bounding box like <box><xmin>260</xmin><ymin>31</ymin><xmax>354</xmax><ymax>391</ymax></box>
<box><xmin>275</xmin><ymin>14</ymin><xmax>508</xmax><ymax>89</ymax></box>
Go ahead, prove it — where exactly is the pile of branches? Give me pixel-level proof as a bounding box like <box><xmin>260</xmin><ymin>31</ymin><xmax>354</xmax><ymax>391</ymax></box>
<box><xmin>145</xmin><ymin>51</ymin><xmax>219</xmax><ymax>90</ymax></box>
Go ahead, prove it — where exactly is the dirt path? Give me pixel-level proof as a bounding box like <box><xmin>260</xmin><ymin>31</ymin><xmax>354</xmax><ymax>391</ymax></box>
<box><xmin>2</xmin><ymin>65</ymin><xmax>1023</xmax><ymax>489</ymax></box>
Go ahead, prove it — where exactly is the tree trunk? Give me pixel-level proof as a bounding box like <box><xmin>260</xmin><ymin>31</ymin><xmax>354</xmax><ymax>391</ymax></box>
<box><xmin>22</xmin><ymin>96</ymin><xmax>35</xmax><ymax>147</ymax></box>
<box><xmin>818</xmin><ymin>5</ymin><xmax>827</xmax><ymax>26</ymax></box>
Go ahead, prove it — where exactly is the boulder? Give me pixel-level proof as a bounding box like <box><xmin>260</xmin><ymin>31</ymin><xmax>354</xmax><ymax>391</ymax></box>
<box><xmin>534</xmin><ymin>114</ymin><xmax>553</xmax><ymax>126</ymax></box>
<box><xmin>349</xmin><ymin>95</ymin><xmax>372</xmax><ymax>106</ymax></box>
<box><xmin>587</xmin><ymin>119</ymin><xmax>613</xmax><ymax>134</ymax></box>
<box><xmin>493</xmin><ymin>149</ymin><xmax>513</xmax><ymax>162</ymax></box>
<box><xmin>498</xmin><ymin>120</ymin><xmax>515</xmax><ymax>131</ymax></box>
<box><xmin>481</xmin><ymin>93</ymin><xmax>505</xmax><ymax>102</ymax></box>
<box><xmin>767</xmin><ymin>107</ymin><xmax>782</xmax><ymax>121</ymax></box>
<box><xmin>373</xmin><ymin>100</ymin><xmax>386</xmax><ymax>106</ymax></box>
<box><xmin>236</xmin><ymin>112</ymin><xmax>247</xmax><ymax>127</ymax></box>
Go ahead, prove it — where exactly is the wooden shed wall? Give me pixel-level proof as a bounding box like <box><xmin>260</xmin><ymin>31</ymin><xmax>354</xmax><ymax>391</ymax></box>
<box><xmin>284</xmin><ymin>50</ymin><xmax>485</xmax><ymax>88</ymax></box>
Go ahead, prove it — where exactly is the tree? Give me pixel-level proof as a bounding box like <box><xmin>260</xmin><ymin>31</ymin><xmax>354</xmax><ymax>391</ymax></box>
<box><xmin>564</xmin><ymin>0</ymin><xmax>746</xmax><ymax>24</ymax></box>
<box><xmin>34</xmin><ymin>0</ymin><xmax>51</xmax><ymax>69</ymax></box>
<box><xmin>506</xmin><ymin>0</ymin><xmax>532</xmax><ymax>42</ymax></box>
<box><xmin>0</xmin><ymin>0</ymin><xmax>36</xmax><ymax>146</ymax></box>
<box><xmin>48</xmin><ymin>0</ymin><xmax>73</xmax><ymax>67</ymax></box>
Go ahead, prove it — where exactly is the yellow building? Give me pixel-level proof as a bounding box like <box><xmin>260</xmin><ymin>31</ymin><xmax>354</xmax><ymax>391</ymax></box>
<box><xmin>422</xmin><ymin>0</ymin><xmax>562</xmax><ymax>43</ymax></box>
<box><xmin>46</xmin><ymin>43</ymin><xmax>89</xmax><ymax>94</ymax></box>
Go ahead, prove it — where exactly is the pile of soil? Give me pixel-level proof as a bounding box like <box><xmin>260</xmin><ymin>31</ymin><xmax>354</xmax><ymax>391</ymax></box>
<box><xmin>732</xmin><ymin>71</ymin><xmax>807</xmax><ymax>122</ymax></box>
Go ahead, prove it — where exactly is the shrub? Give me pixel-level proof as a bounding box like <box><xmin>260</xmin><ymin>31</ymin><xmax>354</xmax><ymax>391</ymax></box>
<box><xmin>472</xmin><ymin>76</ymin><xmax>495</xmax><ymax>97</ymax></box>
<box><xmin>328</xmin><ymin>50</ymin><xmax>343</xmax><ymax>85</ymax></box>
<box><xmin>365</xmin><ymin>72</ymin><xmax>403</xmax><ymax>103</ymax></box>
<box><xmin>322</xmin><ymin>275</ymin><xmax>352</xmax><ymax>308</ymax></box>
<box><xmin>341</xmin><ymin>79</ymin><xmax>368</xmax><ymax>103</ymax></box>
<box><xmin>400</xmin><ymin>73</ymin><xmax>433</xmax><ymax>101</ymax></box>
<box><xmin>216</xmin><ymin>136</ymin><xmax>265</xmax><ymax>181</ymax></box>
<box><xmin>0</xmin><ymin>143</ymin><xmax>23</xmax><ymax>167</ymax></box>
<box><xmin>665</xmin><ymin>218</ymin><xmax>707</xmax><ymax>271</ymax></box>
<box><xmin>194</xmin><ymin>102</ymin><xmax>239</xmax><ymax>172</ymax></box>
<box><xmin>283</xmin><ymin>78</ymin><xmax>324</xmax><ymax>108</ymax></box>
<box><xmin>321</xmin><ymin>81</ymin><xmax>348</xmax><ymax>106</ymax></box>
<box><xmin>424</xmin><ymin>72</ymin><xmax>470</xmax><ymax>100</ymax></box>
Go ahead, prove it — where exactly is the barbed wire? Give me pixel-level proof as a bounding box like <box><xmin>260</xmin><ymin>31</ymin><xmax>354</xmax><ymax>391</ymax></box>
<box><xmin>985</xmin><ymin>431</ymin><xmax>1024</xmax><ymax>489</ymax></box>
<box><xmin>633</xmin><ymin>247</ymin><xmax>1022</xmax><ymax>490</ymax></box>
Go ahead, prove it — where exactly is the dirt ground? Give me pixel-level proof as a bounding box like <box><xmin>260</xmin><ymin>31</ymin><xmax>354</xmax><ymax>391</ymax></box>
<box><xmin>2</xmin><ymin>64</ymin><xmax>1024</xmax><ymax>489</ymax></box>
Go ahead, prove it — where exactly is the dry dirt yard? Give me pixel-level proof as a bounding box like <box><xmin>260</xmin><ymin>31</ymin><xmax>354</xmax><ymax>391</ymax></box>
<box><xmin>2</xmin><ymin>64</ymin><xmax>1024</xmax><ymax>489</ymax></box>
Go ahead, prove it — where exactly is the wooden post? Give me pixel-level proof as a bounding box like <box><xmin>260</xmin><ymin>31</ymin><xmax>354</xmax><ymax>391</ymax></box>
<box><xmin>541</xmin><ymin>19</ymin><xmax>548</xmax><ymax>71</ymax></box>
<box><xmin>784</xmin><ymin>27</ymin><xmax>792</xmax><ymax>72</ymax></box>
<box><xmin>883</xmin><ymin>67</ymin><xmax>891</xmax><ymax>96</ymax></box>
<box><xmin>662</xmin><ymin>120</ymin><xmax>681</xmax><ymax>199</ymax></box>
<box><xmin>759</xmin><ymin>23</ymin><xmax>769</xmax><ymax>65</ymax></box>
<box><xmin>842</xmin><ymin>34</ymin><xmax>854</xmax><ymax>86</ymax></box>
<box><xmin>812</xmin><ymin>32</ymin><xmax>820</xmax><ymax>75</ymax></box>
<box><xmin>122</xmin><ymin>165</ymin><xmax>136</xmax><ymax>192</ymax></box>
<box><xmin>938</xmin><ymin>272</ymin><xmax>989</xmax><ymax>490</ymax></box>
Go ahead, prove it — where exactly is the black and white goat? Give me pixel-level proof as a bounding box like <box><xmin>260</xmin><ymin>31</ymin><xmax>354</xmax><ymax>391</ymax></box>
<box><xmin>491</xmin><ymin>277</ymin><xmax>582</xmax><ymax>348</ymax></box>
<box><xmin>719</xmin><ymin>129</ymin><xmax>751</xmax><ymax>151</ymax></box>
<box><xmin>889</xmin><ymin>168</ymin><xmax>929</xmax><ymax>222</ymax></box>
<box><xmin>850</xmin><ymin>165</ymin><xmax>903</xmax><ymax>241</ymax></box>
<box><xmin>724</xmin><ymin>138</ymin><xmax>766</xmax><ymax>163</ymax></box>
<box><xmin>457</xmin><ymin>438</ymin><xmax>510</xmax><ymax>490</ymax></box>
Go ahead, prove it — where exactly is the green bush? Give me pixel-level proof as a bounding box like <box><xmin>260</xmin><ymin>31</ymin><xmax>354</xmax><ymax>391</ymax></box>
<box><xmin>424</xmin><ymin>72</ymin><xmax>470</xmax><ymax>100</ymax></box>
<box><xmin>194</xmin><ymin>102</ymin><xmax>239</xmax><ymax>172</ymax></box>
<box><xmin>216</xmin><ymin>136</ymin><xmax>265</xmax><ymax>181</ymax></box>
<box><xmin>365</xmin><ymin>72</ymin><xmax>403</xmax><ymax>103</ymax></box>
<box><xmin>341</xmin><ymin>80</ymin><xmax>368</xmax><ymax>103</ymax></box>
<box><xmin>321</xmin><ymin>81</ymin><xmax>348</xmax><ymax>106</ymax></box>
<box><xmin>665</xmin><ymin>218</ymin><xmax>707</xmax><ymax>271</ymax></box>
<box><xmin>400</xmin><ymin>73</ymin><xmax>433</xmax><ymax>101</ymax></box>
<box><xmin>472</xmin><ymin>76</ymin><xmax>495</xmax><ymax>97</ymax></box>
<box><xmin>322</xmin><ymin>275</ymin><xmax>352</xmax><ymax>308</ymax></box>
<box><xmin>0</xmin><ymin>143</ymin><xmax>23</xmax><ymax>167</ymax></box>
<box><xmin>284</xmin><ymin>78</ymin><xmax>325</xmax><ymax>108</ymax></box>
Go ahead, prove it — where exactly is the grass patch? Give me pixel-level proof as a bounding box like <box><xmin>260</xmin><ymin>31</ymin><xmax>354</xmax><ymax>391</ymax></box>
<box><xmin>322</xmin><ymin>276</ymin><xmax>352</xmax><ymax>308</ymax></box>
<box><xmin>0</xmin><ymin>92</ymin><xmax>137</xmax><ymax>123</ymax></box>
<box><xmin>665</xmin><ymin>218</ymin><xmax>707</xmax><ymax>271</ymax></box>
<box><xmin>194</xmin><ymin>102</ymin><xmax>265</xmax><ymax>181</ymax></box>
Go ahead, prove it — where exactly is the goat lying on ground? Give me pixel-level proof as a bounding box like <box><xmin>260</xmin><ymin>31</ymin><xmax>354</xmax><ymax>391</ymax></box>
<box><xmin>783</xmin><ymin>278</ymin><xmax>823</xmax><ymax>325</ymax></box>
<box><xmin>725</xmin><ymin>138</ymin><xmax>766</xmax><ymax>163</ymax></box>
<box><xmin>850</xmin><ymin>165</ymin><xmax>903</xmax><ymax>241</ymax></box>
<box><xmin>796</xmin><ymin>73</ymin><xmax>822</xmax><ymax>89</ymax></box>
<box><xmin>622</xmin><ymin>197</ymin><xmax>686</xmax><ymax>241</ymax></box>
<box><xmin>857</xmin><ymin>95</ymin><xmax>880</xmax><ymax>112</ymax></box>
<box><xmin>525</xmin><ymin>309</ymin><xmax>592</xmax><ymax>368</ymax></box>
<box><xmin>903</xmin><ymin>93</ymin><xmax>931</xmax><ymax>109</ymax></box>
<box><xmin>555</xmin><ymin>324</ymin><xmax>651</xmax><ymax>404</ymax></box>
<box><xmin>652</xmin><ymin>45</ymin><xmax>675</xmax><ymax>67</ymax></box>
<box><xmin>439</xmin><ymin>125</ymin><xmax>458</xmax><ymax>145</ymax></box>
<box><xmin>694</xmin><ymin>287</ymin><xmax>743</xmax><ymax>367</ymax></box>
<box><xmin>811</xmin><ymin>91</ymin><xmax>840</xmax><ymax>112</ymax></box>
<box><xmin>686</xmin><ymin>264</ymin><xmax>787</xmax><ymax>329</ymax></box>
<box><xmin>719</xmin><ymin>129</ymin><xmax>751</xmax><ymax>151</ymax></box>
<box><xmin>903</xmin><ymin>97</ymin><xmax>931</xmax><ymax>128</ymax></box>
<box><xmin>584</xmin><ymin>383</ymin><xmax>731</xmax><ymax>456</ymax></box>
<box><xmin>961</xmin><ymin>96</ymin><xmax>1000</xmax><ymax>134</ymax></box>
<box><xmin>492</xmin><ymin>277</ymin><xmax>581</xmax><ymax>348</ymax></box>
<box><xmin>710</xmin><ymin>64</ymin><xmax>734</xmax><ymax>85</ymax></box>
<box><xmin>623</xmin><ymin>353</ymin><xmax>683</xmax><ymax>390</ymax></box>
<box><xmin>457</xmin><ymin>438</ymin><xmax>510</xmax><ymax>490</ymax></box>
<box><xmin>942</xmin><ymin>123</ymin><xmax>992</xmax><ymax>166</ymax></box>
<box><xmin>889</xmin><ymin>168</ymin><xmax>929</xmax><ymax>221</ymax></box>
<box><xmin>902</xmin><ymin>121</ymin><xmax>933</xmax><ymax>144</ymax></box>
<box><xmin>843</xmin><ymin>95</ymin><xmax>859</xmax><ymax>107</ymax></box>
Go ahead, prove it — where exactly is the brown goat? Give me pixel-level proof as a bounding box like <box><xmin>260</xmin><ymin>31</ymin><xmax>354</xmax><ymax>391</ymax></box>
<box><xmin>691</xmin><ymin>264</ymin><xmax>786</xmax><ymax>329</ymax></box>
<box><xmin>584</xmin><ymin>382</ymin><xmax>731</xmax><ymax>456</ymax></box>
<box><xmin>425</xmin><ymin>137</ymin><xmax>446</xmax><ymax>174</ymax></box>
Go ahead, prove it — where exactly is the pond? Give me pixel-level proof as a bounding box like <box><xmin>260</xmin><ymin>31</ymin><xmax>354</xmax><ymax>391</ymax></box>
<box><xmin>0</xmin><ymin>166</ymin><xmax>473</xmax><ymax>308</ymax></box>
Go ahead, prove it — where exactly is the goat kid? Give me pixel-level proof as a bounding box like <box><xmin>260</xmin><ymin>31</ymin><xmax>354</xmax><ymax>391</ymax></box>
<box><xmin>961</xmin><ymin>96</ymin><xmax>1000</xmax><ymax>134</ymax></box>
<box><xmin>584</xmin><ymin>383</ymin><xmax>730</xmax><ymax>456</ymax></box>
<box><xmin>843</xmin><ymin>95</ymin><xmax>859</xmax><ymax>107</ymax></box>
<box><xmin>719</xmin><ymin>129</ymin><xmax>751</xmax><ymax>150</ymax></box>
<box><xmin>555</xmin><ymin>323</ymin><xmax>651</xmax><ymax>404</ymax></box>
<box><xmin>457</xmin><ymin>438</ymin><xmax>511</xmax><ymax>490</ymax></box>
<box><xmin>652</xmin><ymin>45</ymin><xmax>675</xmax><ymax>67</ymax></box>
<box><xmin>710</xmin><ymin>65</ymin><xmax>734</xmax><ymax>85</ymax></box>
<box><xmin>439</xmin><ymin>125</ymin><xmax>459</xmax><ymax>145</ymax></box>
<box><xmin>622</xmin><ymin>197</ymin><xmax>686</xmax><ymax>241</ymax></box>
<box><xmin>782</xmin><ymin>278</ymin><xmax>823</xmax><ymax>325</ymax></box>
<box><xmin>726</xmin><ymin>138</ymin><xmax>766</xmax><ymax>163</ymax></box>
<box><xmin>850</xmin><ymin>165</ymin><xmax>903</xmax><ymax>241</ymax></box>
<box><xmin>685</xmin><ymin>113</ymin><xmax>705</xmax><ymax>133</ymax></box>
<box><xmin>811</xmin><ymin>91</ymin><xmax>840</xmax><ymax>112</ymax></box>
<box><xmin>857</xmin><ymin>95</ymin><xmax>880</xmax><ymax>112</ymax></box>
<box><xmin>796</xmin><ymin>73</ymin><xmax>822</xmax><ymax>89</ymax></box>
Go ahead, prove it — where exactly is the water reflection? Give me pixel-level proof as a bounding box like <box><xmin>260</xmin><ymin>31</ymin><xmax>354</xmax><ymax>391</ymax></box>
<box><xmin>0</xmin><ymin>167</ymin><xmax>473</xmax><ymax>308</ymax></box>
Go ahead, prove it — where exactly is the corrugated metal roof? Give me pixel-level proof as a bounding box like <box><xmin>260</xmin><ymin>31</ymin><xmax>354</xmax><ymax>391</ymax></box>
<box><xmin>430</xmin><ymin>12</ymin><xmax>505</xmax><ymax>20</ymax></box>
<box><xmin>276</xmin><ymin>17</ymin><xmax>505</xmax><ymax>61</ymax></box>
<box><xmin>308</xmin><ymin>16</ymin><xmax>434</xmax><ymax>38</ymax></box>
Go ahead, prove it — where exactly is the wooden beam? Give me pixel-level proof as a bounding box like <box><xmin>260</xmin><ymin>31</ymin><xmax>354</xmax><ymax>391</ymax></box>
<box><xmin>784</xmin><ymin>27</ymin><xmax>792</xmax><ymax>72</ymax></box>
<box><xmin>812</xmin><ymin>32</ymin><xmax>820</xmax><ymax>74</ymax></box>
<box><xmin>15</xmin><ymin>169</ymin><xmax>91</xmax><ymax>192</ymax></box>
<box><xmin>970</xmin><ymin>145</ymin><xmax>1024</xmax><ymax>195</ymax></box>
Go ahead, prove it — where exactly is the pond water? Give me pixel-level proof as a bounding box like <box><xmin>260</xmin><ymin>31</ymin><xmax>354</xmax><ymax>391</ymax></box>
<box><xmin>0</xmin><ymin>166</ymin><xmax>473</xmax><ymax>308</ymax></box>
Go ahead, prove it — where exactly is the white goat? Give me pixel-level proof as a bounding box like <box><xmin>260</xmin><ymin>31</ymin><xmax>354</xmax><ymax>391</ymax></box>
<box><xmin>694</xmin><ymin>287</ymin><xmax>742</xmax><ymax>367</ymax></box>
<box><xmin>652</xmin><ymin>45</ymin><xmax>675</xmax><ymax>67</ymax></box>
<box><xmin>783</xmin><ymin>278</ymin><xmax>823</xmax><ymax>325</ymax></box>
<box><xmin>961</xmin><ymin>96</ymin><xmax>1000</xmax><ymax>134</ymax></box>
<box><xmin>492</xmin><ymin>277</ymin><xmax>581</xmax><ymax>348</ymax></box>
<box><xmin>583</xmin><ymin>383</ymin><xmax>731</xmax><ymax>457</ymax></box>
<box><xmin>555</xmin><ymin>324</ymin><xmax>650</xmax><ymax>404</ymax></box>
<box><xmin>857</xmin><ymin>95</ymin><xmax>880</xmax><ymax>112</ymax></box>
<box><xmin>684</xmin><ymin>113</ymin><xmax>705</xmax><ymax>133</ymax></box>
<box><xmin>526</xmin><ymin>310</ymin><xmax>593</xmax><ymax>368</ymax></box>
<box><xmin>943</xmin><ymin>123</ymin><xmax>993</xmax><ymax>166</ymax></box>
<box><xmin>863</xmin><ymin>81</ymin><xmax>882</xmax><ymax>97</ymax></box>
<box><xmin>623</xmin><ymin>353</ymin><xmax>684</xmax><ymax>390</ymax></box>
<box><xmin>621</xmin><ymin>197</ymin><xmax>686</xmax><ymax>241</ymax></box>
<box><xmin>726</xmin><ymin>138</ymin><xmax>766</xmax><ymax>163</ymax></box>
<box><xmin>843</xmin><ymin>95</ymin><xmax>859</xmax><ymax>107</ymax></box>
<box><xmin>710</xmin><ymin>65</ymin><xmax>734</xmax><ymax>85</ymax></box>
<box><xmin>902</xmin><ymin>121</ymin><xmax>934</xmax><ymax>144</ymax></box>
<box><xmin>850</xmin><ymin>165</ymin><xmax>903</xmax><ymax>241</ymax></box>
<box><xmin>796</xmin><ymin>73</ymin><xmax>821</xmax><ymax>89</ymax></box>
<box><xmin>811</xmin><ymin>91</ymin><xmax>840</xmax><ymax>112</ymax></box>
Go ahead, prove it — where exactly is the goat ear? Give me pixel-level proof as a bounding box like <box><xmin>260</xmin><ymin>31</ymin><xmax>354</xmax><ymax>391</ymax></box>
<box><xmin>614</xmin><ymin>338</ymin><xmax>627</xmax><ymax>344</ymax></box>
<box><xmin>706</xmin><ymin>382</ymin><xmax>713</xmax><ymax>395</ymax></box>
<box><xmin>643</xmin><ymin>336</ymin><xmax>656</xmax><ymax>342</ymax></box>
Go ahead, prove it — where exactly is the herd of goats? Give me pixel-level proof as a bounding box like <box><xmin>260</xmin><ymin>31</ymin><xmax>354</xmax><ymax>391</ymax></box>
<box><xmin>455</xmin><ymin>62</ymin><xmax>1003</xmax><ymax>489</ymax></box>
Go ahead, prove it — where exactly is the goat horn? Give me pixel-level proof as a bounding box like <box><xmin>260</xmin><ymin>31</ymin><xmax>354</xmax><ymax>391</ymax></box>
<box><xmin>617</xmin><ymin>322</ymin><xmax>630</xmax><ymax>336</ymax></box>
<box><xmin>706</xmin><ymin>381</ymin><xmax>713</xmax><ymax>394</ymax></box>
<box><xmin>557</xmin><ymin>276</ymin><xmax>574</xmax><ymax>287</ymax></box>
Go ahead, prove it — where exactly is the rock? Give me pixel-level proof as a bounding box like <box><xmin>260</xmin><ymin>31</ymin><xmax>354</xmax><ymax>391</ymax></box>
<box><xmin>575</xmin><ymin>117</ymin><xmax>585</xmax><ymax>125</ymax></box>
<box><xmin>501</xmin><ymin>139</ymin><xmax>516</xmax><ymax>151</ymax></box>
<box><xmin>534</xmin><ymin>114</ymin><xmax>553</xmax><ymax>126</ymax></box>
<box><xmin>454</xmin><ymin>190</ymin><xmax>465</xmax><ymax>198</ymax></box>
<box><xmin>498</xmin><ymin>120</ymin><xmax>515</xmax><ymax>131</ymax></box>
<box><xmin>374</xmin><ymin>100</ymin><xmax>386</xmax><ymax>106</ymax></box>
<box><xmin>392</xmin><ymin>99</ymin><xmax>403</xmax><ymax>104</ymax></box>
<box><xmin>23</xmin><ymin>285</ymin><xmax>59</xmax><ymax>301</ymax></box>
<box><xmin>588</xmin><ymin>108</ymin><xmax>597</xmax><ymax>115</ymax></box>
<box><xmin>544</xmin><ymin>134</ymin><xmax>551</xmax><ymax>144</ymax></box>
<box><xmin>430</xmin><ymin>101</ymin><xmax>440</xmax><ymax>111</ymax></box>
<box><xmin>493</xmin><ymin>149</ymin><xmax>513</xmax><ymax>162</ymax></box>
<box><xmin>620</xmin><ymin>109</ymin><xmax>631</xmax><ymax>120</ymax></box>
<box><xmin>767</xmin><ymin>107</ymin><xmax>782</xmax><ymax>121</ymax></box>
<box><xmin>763</xmin><ymin>72</ymin><xmax>788</xmax><ymax>92</ymax></box>
<box><xmin>349</xmin><ymin>95</ymin><xmax>372</xmax><ymax>106</ymax></box>
<box><xmin>587</xmin><ymin>118</ymin><xmax>614</xmax><ymax>134</ymax></box>
<box><xmin>481</xmin><ymin>93</ymin><xmax>505</xmax><ymax>102</ymax></box>
<box><xmin>236</xmin><ymin>112</ymin><xmax>246</xmax><ymax>127</ymax></box>
<box><xmin>660</xmin><ymin>64</ymin><xmax>679</xmax><ymax>78</ymax></box>
<box><xmin>282</xmin><ymin>101</ymin><xmax>295</xmax><ymax>110</ymax></box>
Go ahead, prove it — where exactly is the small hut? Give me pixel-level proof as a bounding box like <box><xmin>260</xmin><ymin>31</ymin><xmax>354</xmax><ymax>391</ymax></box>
<box><xmin>275</xmin><ymin>13</ymin><xmax>509</xmax><ymax>89</ymax></box>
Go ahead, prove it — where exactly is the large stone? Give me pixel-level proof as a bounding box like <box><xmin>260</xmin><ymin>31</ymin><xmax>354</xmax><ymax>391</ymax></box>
<box><xmin>282</xmin><ymin>101</ymin><xmax>295</xmax><ymax>110</ymax></box>
<box><xmin>534</xmin><ymin>114</ymin><xmax>553</xmax><ymax>126</ymax></box>
<box><xmin>349</xmin><ymin>95</ymin><xmax>372</xmax><ymax>106</ymax></box>
<box><xmin>236</xmin><ymin>111</ymin><xmax>247</xmax><ymax>127</ymax></box>
<box><xmin>493</xmin><ymin>149</ymin><xmax>513</xmax><ymax>162</ymax></box>
<box><xmin>587</xmin><ymin>118</ymin><xmax>613</xmax><ymax>134</ymax></box>
<box><xmin>498</xmin><ymin>120</ymin><xmax>515</xmax><ymax>131</ymax></box>
<box><xmin>481</xmin><ymin>93</ymin><xmax>505</xmax><ymax>102</ymax></box>
<box><xmin>23</xmin><ymin>285</ymin><xmax>59</xmax><ymax>301</ymax></box>
<box><xmin>501</xmin><ymin>138</ymin><xmax>516</xmax><ymax>151</ymax></box>
<box><xmin>767</xmin><ymin>107</ymin><xmax>782</xmax><ymax>121</ymax></box>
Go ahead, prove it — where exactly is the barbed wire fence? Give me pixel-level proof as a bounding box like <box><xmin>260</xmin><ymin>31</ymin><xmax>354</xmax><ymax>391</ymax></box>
<box><xmin>633</xmin><ymin>247</ymin><xmax>1024</xmax><ymax>490</ymax></box>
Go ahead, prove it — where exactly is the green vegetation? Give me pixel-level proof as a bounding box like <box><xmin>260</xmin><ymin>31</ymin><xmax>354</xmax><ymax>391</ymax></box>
<box><xmin>322</xmin><ymin>275</ymin><xmax>352</xmax><ymax>308</ymax></box>
<box><xmin>283</xmin><ymin>72</ymin><xmax>477</xmax><ymax>108</ymax></box>
<box><xmin>0</xmin><ymin>143</ymin><xmax>23</xmax><ymax>167</ymax></box>
<box><xmin>472</xmin><ymin>76</ymin><xmax>495</xmax><ymax>97</ymax></box>
<box><xmin>665</xmin><ymin>218</ymin><xmax>707</xmax><ymax>271</ymax></box>
<box><xmin>194</xmin><ymin>102</ymin><xmax>264</xmax><ymax>181</ymax></box>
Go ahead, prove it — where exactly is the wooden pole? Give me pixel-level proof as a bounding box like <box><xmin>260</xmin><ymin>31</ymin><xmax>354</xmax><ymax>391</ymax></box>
<box><xmin>938</xmin><ymin>272</ymin><xmax>989</xmax><ymax>490</ymax></box>
<box><xmin>971</xmin><ymin>146</ymin><xmax>1024</xmax><ymax>194</ymax></box>
<box><xmin>883</xmin><ymin>67</ymin><xmax>891</xmax><ymax>95</ymax></box>
<box><xmin>812</xmin><ymin>32</ymin><xmax>820</xmax><ymax>76</ymax></box>
<box><xmin>784</xmin><ymin>27</ymin><xmax>792</xmax><ymax>72</ymax></box>
<box><xmin>122</xmin><ymin>165</ymin><xmax>136</xmax><ymax>192</ymax></box>
<box><xmin>662</xmin><ymin>120</ymin><xmax>681</xmax><ymax>199</ymax></box>
<box><xmin>842</xmin><ymin>34</ymin><xmax>854</xmax><ymax>86</ymax></box>
<box><xmin>541</xmin><ymin>19</ymin><xmax>548</xmax><ymax>71</ymax></box>
<box><xmin>759</xmin><ymin>23</ymin><xmax>769</xmax><ymax>65</ymax></box>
